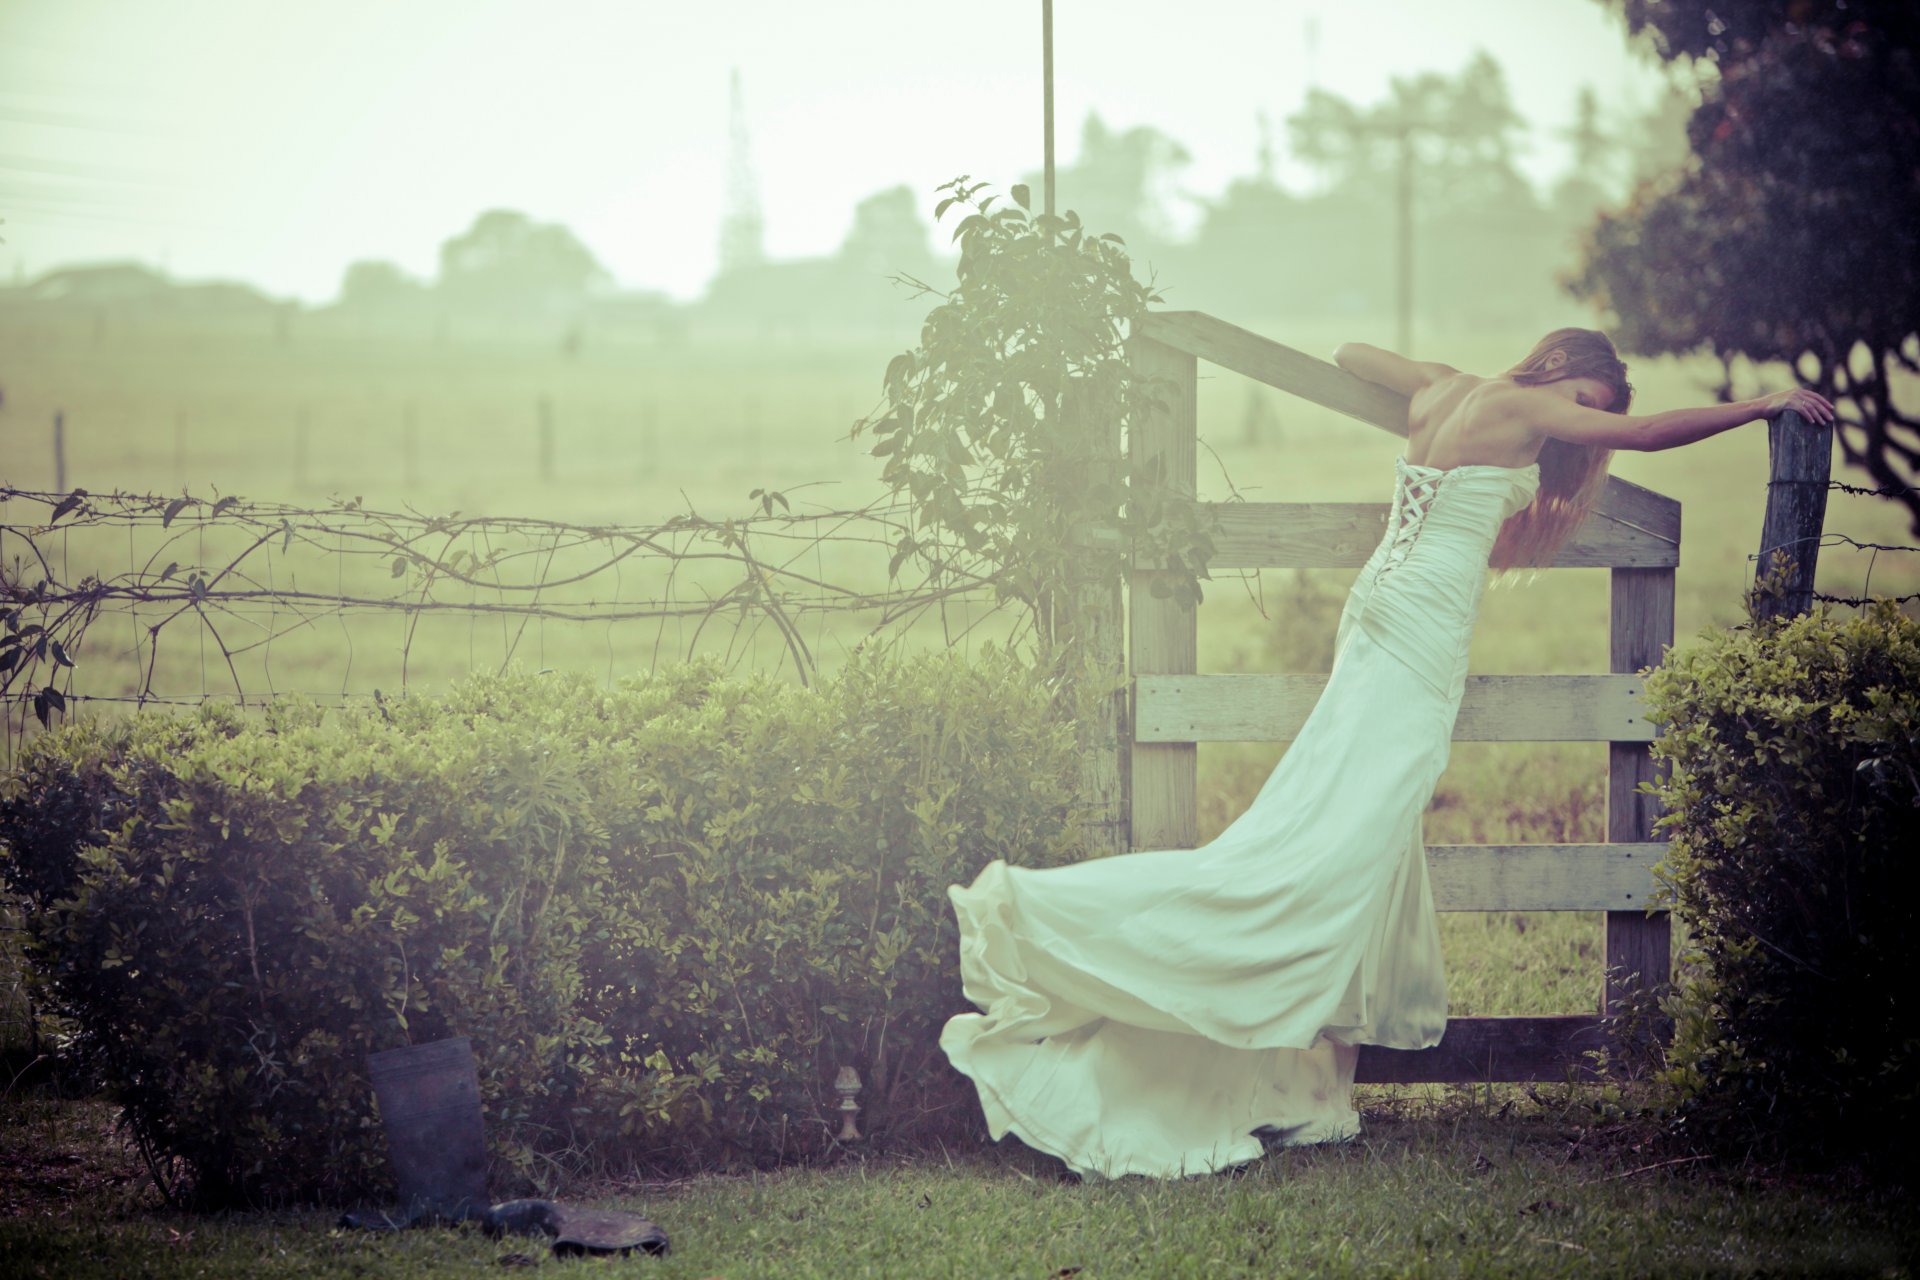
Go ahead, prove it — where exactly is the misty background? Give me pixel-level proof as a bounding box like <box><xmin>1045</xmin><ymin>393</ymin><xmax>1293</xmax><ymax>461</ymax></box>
<box><xmin>1</xmin><ymin>0</ymin><xmax>1692</xmax><ymax>344</ymax></box>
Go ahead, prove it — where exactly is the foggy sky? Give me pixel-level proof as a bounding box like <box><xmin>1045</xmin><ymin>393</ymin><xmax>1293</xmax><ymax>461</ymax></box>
<box><xmin>0</xmin><ymin>0</ymin><xmax>1681</xmax><ymax>303</ymax></box>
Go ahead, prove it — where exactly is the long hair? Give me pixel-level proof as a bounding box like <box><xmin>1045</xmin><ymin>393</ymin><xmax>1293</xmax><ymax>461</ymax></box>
<box><xmin>1487</xmin><ymin>327</ymin><xmax>1634</xmax><ymax>571</ymax></box>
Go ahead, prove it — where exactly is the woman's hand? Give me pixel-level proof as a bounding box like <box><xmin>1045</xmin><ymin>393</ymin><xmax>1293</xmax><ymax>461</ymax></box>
<box><xmin>1757</xmin><ymin>387</ymin><xmax>1837</xmax><ymax>426</ymax></box>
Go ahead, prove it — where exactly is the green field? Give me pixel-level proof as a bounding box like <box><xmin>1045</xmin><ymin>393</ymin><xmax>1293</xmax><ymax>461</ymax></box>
<box><xmin>3</xmin><ymin>299</ymin><xmax>1916</xmax><ymax>1026</ymax></box>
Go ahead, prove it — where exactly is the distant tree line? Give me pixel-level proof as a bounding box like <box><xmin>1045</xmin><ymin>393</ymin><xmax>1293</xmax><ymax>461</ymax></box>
<box><xmin>318</xmin><ymin>49</ymin><xmax>1693</xmax><ymax>341</ymax></box>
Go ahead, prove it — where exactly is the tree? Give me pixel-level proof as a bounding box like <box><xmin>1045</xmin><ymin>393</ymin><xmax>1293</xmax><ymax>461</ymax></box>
<box><xmin>1549</xmin><ymin>85</ymin><xmax>1619</xmax><ymax>222</ymax></box>
<box><xmin>1020</xmin><ymin>113</ymin><xmax>1192</xmax><ymax>260</ymax></box>
<box><xmin>1569</xmin><ymin>0</ymin><xmax>1920</xmax><ymax>529</ymax></box>
<box><xmin>1286</xmin><ymin>50</ymin><xmax>1535</xmax><ymax>218</ymax></box>
<box><xmin>337</xmin><ymin>259</ymin><xmax>424</xmax><ymax>309</ymax></box>
<box><xmin>436</xmin><ymin>209</ymin><xmax>612</xmax><ymax>309</ymax></box>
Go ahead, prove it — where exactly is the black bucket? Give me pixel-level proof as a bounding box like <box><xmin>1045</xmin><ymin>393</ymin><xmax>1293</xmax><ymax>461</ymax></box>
<box><xmin>366</xmin><ymin>1035</ymin><xmax>488</xmax><ymax>1220</ymax></box>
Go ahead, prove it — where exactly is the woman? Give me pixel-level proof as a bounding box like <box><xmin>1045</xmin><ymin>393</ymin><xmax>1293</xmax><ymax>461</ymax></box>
<box><xmin>938</xmin><ymin>328</ymin><xmax>1835</xmax><ymax>1181</ymax></box>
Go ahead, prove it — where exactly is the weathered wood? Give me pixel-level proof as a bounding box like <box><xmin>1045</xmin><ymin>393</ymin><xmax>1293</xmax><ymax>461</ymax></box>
<box><xmin>1606</xmin><ymin>567</ymin><xmax>1676</xmax><ymax>1050</ymax></box>
<box><xmin>1136</xmin><ymin>310</ymin><xmax>1682</xmax><ymax>546</ymax></box>
<box><xmin>1127</xmin><ymin>336</ymin><xmax>1199</xmax><ymax>850</ymax></box>
<box><xmin>1064</xmin><ymin>384</ymin><xmax>1128</xmax><ymax>858</ymax></box>
<box><xmin>1425</xmin><ymin>843</ymin><xmax>1665</xmax><ymax>912</ymax></box>
<box><xmin>1753</xmin><ymin>408</ymin><xmax>1832</xmax><ymax>620</ymax></box>
<box><xmin>1134</xmin><ymin>673</ymin><xmax>1656</xmax><ymax>744</ymax></box>
<box><xmin>1354</xmin><ymin>1015</ymin><xmax>1608</xmax><ymax>1083</ymax></box>
<box><xmin>1591</xmin><ymin>473</ymin><xmax>1683</xmax><ymax>545</ymax></box>
<box><xmin>1140</xmin><ymin>311</ymin><xmax>1410</xmax><ymax>433</ymax></box>
<box><xmin>1134</xmin><ymin>501</ymin><xmax>1678</xmax><ymax>570</ymax></box>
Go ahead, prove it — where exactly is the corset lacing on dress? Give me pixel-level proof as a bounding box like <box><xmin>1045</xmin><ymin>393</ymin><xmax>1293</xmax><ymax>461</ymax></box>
<box><xmin>1379</xmin><ymin>459</ymin><xmax>1449</xmax><ymax>575</ymax></box>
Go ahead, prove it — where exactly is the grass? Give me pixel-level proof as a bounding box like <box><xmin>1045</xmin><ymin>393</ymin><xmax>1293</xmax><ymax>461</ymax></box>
<box><xmin>2</xmin><ymin>1091</ymin><xmax>1913</xmax><ymax>1278</ymax></box>
<box><xmin>2</xmin><ymin>308</ymin><xmax>1917</xmax><ymax>1274</ymax></box>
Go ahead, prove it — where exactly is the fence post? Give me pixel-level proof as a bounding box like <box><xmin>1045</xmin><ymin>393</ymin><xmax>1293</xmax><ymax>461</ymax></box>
<box><xmin>1606</xmin><ymin>565</ymin><xmax>1676</xmax><ymax>1057</ymax></box>
<box><xmin>403</xmin><ymin>402</ymin><xmax>419</xmax><ymax>489</ymax></box>
<box><xmin>1065</xmin><ymin>384</ymin><xmax>1129</xmax><ymax>859</ymax></box>
<box><xmin>293</xmin><ymin>407</ymin><xmax>309</xmax><ymax>489</ymax></box>
<box><xmin>1126</xmin><ymin>337</ymin><xmax>1198</xmax><ymax>851</ymax></box>
<box><xmin>53</xmin><ymin>410</ymin><xmax>66</xmax><ymax>492</ymax></box>
<box><xmin>538</xmin><ymin>395</ymin><xmax>554</xmax><ymax>482</ymax></box>
<box><xmin>1752</xmin><ymin>408</ymin><xmax>1831</xmax><ymax>621</ymax></box>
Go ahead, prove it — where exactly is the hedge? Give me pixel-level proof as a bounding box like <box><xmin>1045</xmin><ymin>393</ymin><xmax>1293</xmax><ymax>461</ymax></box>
<box><xmin>0</xmin><ymin>644</ymin><xmax>1092</xmax><ymax>1204</ymax></box>
<box><xmin>1643</xmin><ymin>601</ymin><xmax>1920</xmax><ymax>1178</ymax></box>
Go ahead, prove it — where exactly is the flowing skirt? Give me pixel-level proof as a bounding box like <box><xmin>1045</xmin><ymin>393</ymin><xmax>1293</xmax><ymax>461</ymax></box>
<box><xmin>938</xmin><ymin>619</ymin><xmax>1456</xmax><ymax>1180</ymax></box>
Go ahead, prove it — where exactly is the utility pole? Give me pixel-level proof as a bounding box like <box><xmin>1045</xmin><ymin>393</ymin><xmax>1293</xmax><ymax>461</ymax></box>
<box><xmin>1043</xmin><ymin>0</ymin><xmax>1056</xmax><ymax>218</ymax></box>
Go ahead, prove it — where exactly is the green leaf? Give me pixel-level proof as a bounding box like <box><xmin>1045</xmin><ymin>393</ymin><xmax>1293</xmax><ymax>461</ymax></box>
<box><xmin>391</xmin><ymin>556</ymin><xmax>409</xmax><ymax>578</ymax></box>
<box><xmin>210</xmin><ymin>495</ymin><xmax>239</xmax><ymax>517</ymax></box>
<box><xmin>50</xmin><ymin>639</ymin><xmax>75</xmax><ymax>668</ymax></box>
<box><xmin>49</xmin><ymin>489</ymin><xmax>87</xmax><ymax>524</ymax></box>
<box><xmin>1011</xmin><ymin>184</ymin><xmax>1031</xmax><ymax>210</ymax></box>
<box><xmin>163</xmin><ymin>497</ymin><xmax>191</xmax><ymax>527</ymax></box>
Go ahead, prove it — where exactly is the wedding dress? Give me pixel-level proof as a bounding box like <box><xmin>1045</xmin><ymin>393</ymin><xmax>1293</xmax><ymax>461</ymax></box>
<box><xmin>938</xmin><ymin>455</ymin><xmax>1543</xmax><ymax>1179</ymax></box>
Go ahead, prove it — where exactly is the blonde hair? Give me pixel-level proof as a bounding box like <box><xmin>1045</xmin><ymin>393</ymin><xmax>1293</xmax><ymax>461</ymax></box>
<box><xmin>1487</xmin><ymin>328</ymin><xmax>1634</xmax><ymax>571</ymax></box>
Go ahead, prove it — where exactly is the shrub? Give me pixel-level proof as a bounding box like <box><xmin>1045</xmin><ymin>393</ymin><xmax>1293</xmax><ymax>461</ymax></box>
<box><xmin>1642</xmin><ymin>602</ymin><xmax>1920</xmax><ymax>1177</ymax></box>
<box><xmin>0</xmin><ymin>643</ymin><xmax>1089</xmax><ymax>1204</ymax></box>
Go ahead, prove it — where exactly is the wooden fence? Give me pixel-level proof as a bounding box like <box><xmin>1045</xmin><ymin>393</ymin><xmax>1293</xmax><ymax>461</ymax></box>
<box><xmin>1099</xmin><ymin>310</ymin><xmax>1681</xmax><ymax>1083</ymax></box>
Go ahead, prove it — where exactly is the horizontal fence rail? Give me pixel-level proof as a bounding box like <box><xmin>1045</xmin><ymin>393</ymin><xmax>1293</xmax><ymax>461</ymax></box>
<box><xmin>1134</xmin><ymin>673</ymin><xmax>1656</xmax><ymax>743</ymax></box>
<box><xmin>1135</xmin><ymin>500</ymin><xmax>1678</xmax><ymax>570</ymax></box>
<box><xmin>1135</xmin><ymin>310</ymin><xmax>1683</xmax><ymax>546</ymax></box>
<box><xmin>1425</xmin><ymin>843</ymin><xmax>1664</xmax><ymax>912</ymax></box>
<box><xmin>1354</xmin><ymin>1015</ymin><xmax>1611</xmax><ymax>1084</ymax></box>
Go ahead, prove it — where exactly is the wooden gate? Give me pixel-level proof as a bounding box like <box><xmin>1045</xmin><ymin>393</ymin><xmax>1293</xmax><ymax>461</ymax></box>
<box><xmin>1123</xmin><ymin>312</ymin><xmax>1679</xmax><ymax>1083</ymax></box>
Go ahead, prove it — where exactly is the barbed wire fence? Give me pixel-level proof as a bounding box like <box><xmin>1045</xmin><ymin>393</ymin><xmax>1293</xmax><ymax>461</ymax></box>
<box><xmin>1801</xmin><ymin>480</ymin><xmax>1920</xmax><ymax>608</ymax></box>
<box><xmin>8</xmin><ymin>462</ymin><xmax>1919</xmax><ymax>761</ymax></box>
<box><xmin>0</xmin><ymin>480</ymin><xmax>1044</xmax><ymax>760</ymax></box>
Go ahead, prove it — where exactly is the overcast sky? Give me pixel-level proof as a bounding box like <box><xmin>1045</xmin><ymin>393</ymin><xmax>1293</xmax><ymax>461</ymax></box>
<box><xmin>0</xmin><ymin>0</ymin><xmax>1683</xmax><ymax>303</ymax></box>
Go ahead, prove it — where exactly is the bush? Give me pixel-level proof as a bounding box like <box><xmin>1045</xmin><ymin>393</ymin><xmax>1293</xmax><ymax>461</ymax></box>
<box><xmin>1643</xmin><ymin>602</ymin><xmax>1920</xmax><ymax>1178</ymax></box>
<box><xmin>0</xmin><ymin>644</ymin><xmax>1090</xmax><ymax>1204</ymax></box>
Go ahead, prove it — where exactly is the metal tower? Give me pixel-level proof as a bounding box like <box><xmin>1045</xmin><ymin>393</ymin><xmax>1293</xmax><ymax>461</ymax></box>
<box><xmin>719</xmin><ymin>67</ymin><xmax>765</xmax><ymax>275</ymax></box>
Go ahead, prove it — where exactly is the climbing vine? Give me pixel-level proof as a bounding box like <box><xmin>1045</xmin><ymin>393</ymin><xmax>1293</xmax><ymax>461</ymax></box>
<box><xmin>855</xmin><ymin>177</ymin><xmax>1220</xmax><ymax>667</ymax></box>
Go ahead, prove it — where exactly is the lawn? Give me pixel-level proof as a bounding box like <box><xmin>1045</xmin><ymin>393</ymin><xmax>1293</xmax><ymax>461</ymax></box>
<box><xmin>2</xmin><ymin>1090</ymin><xmax>1912</xmax><ymax>1278</ymax></box>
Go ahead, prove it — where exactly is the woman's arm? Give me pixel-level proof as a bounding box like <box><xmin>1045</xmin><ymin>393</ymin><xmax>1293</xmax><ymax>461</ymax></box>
<box><xmin>1332</xmin><ymin>342</ymin><xmax>1461</xmax><ymax>398</ymax></box>
<box><xmin>1503</xmin><ymin>385</ymin><xmax>1836</xmax><ymax>452</ymax></box>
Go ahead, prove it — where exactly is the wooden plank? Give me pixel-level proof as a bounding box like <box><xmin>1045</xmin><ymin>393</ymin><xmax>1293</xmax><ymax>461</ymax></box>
<box><xmin>1136</xmin><ymin>310</ymin><xmax>1682</xmax><ymax>546</ymax></box>
<box><xmin>1753</xmin><ymin>408</ymin><xmax>1831</xmax><ymax>619</ymax></box>
<box><xmin>1064</xmin><ymin>386</ymin><xmax>1128</xmax><ymax>859</ymax></box>
<box><xmin>1139</xmin><ymin>311</ymin><xmax>1410</xmax><ymax>434</ymax></box>
<box><xmin>1126</xmin><ymin>336</ymin><xmax>1199</xmax><ymax>851</ymax></box>
<box><xmin>1135</xmin><ymin>673</ymin><xmax>1655</xmax><ymax>744</ymax></box>
<box><xmin>1591</xmin><ymin>473</ymin><xmax>1682</xmax><ymax>545</ymax></box>
<box><xmin>1135</xmin><ymin>502</ymin><xmax>1678</xmax><ymax>570</ymax></box>
<box><xmin>1606</xmin><ymin>567</ymin><xmax>1676</xmax><ymax>1049</ymax></box>
<box><xmin>1426</xmin><ymin>843</ymin><xmax>1664</xmax><ymax>912</ymax></box>
<box><xmin>1355</xmin><ymin>1015</ymin><xmax>1608</xmax><ymax>1083</ymax></box>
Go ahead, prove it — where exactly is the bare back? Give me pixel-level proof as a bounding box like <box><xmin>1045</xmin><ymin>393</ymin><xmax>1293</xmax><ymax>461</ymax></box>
<box><xmin>1403</xmin><ymin>374</ymin><xmax>1542</xmax><ymax>470</ymax></box>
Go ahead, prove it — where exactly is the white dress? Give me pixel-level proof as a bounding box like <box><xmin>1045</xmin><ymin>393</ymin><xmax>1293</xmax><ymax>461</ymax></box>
<box><xmin>938</xmin><ymin>456</ymin><xmax>1543</xmax><ymax>1179</ymax></box>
